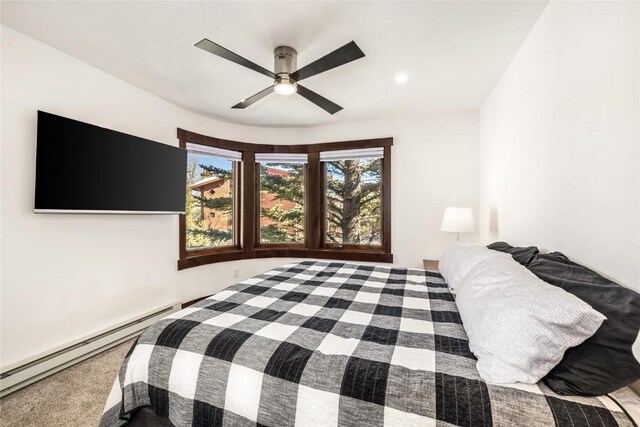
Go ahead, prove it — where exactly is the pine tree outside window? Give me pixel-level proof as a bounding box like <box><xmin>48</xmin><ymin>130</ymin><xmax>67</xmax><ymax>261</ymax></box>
<box><xmin>324</xmin><ymin>158</ymin><xmax>381</xmax><ymax>246</ymax></box>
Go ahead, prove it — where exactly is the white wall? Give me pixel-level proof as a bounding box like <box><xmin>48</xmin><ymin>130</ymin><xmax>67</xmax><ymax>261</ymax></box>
<box><xmin>0</xmin><ymin>26</ymin><xmax>479</xmax><ymax>366</ymax></box>
<box><xmin>478</xmin><ymin>1</ymin><xmax>640</xmax><ymax>289</ymax></box>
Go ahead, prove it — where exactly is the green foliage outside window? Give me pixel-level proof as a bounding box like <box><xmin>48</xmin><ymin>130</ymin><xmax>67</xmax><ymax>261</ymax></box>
<box><xmin>185</xmin><ymin>154</ymin><xmax>382</xmax><ymax>250</ymax></box>
<box><xmin>259</xmin><ymin>163</ymin><xmax>305</xmax><ymax>243</ymax></box>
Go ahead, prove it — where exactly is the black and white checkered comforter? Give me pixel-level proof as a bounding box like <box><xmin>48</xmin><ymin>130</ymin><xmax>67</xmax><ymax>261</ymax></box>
<box><xmin>100</xmin><ymin>261</ymin><xmax>634</xmax><ymax>427</ymax></box>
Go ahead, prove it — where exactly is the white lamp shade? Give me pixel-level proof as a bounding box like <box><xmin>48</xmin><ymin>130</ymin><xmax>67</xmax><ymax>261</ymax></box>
<box><xmin>441</xmin><ymin>207</ymin><xmax>475</xmax><ymax>233</ymax></box>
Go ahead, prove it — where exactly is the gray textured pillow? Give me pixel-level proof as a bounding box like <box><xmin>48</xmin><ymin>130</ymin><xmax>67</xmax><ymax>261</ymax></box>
<box><xmin>456</xmin><ymin>256</ymin><xmax>606</xmax><ymax>384</ymax></box>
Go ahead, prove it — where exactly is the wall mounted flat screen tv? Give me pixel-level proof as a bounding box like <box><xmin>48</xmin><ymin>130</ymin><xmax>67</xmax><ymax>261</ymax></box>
<box><xmin>34</xmin><ymin>111</ymin><xmax>187</xmax><ymax>214</ymax></box>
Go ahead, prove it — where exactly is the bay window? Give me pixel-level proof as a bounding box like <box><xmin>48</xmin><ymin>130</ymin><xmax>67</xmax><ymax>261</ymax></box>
<box><xmin>177</xmin><ymin>129</ymin><xmax>392</xmax><ymax>270</ymax></box>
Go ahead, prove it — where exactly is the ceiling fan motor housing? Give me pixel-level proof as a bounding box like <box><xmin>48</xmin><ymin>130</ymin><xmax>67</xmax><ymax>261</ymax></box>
<box><xmin>274</xmin><ymin>46</ymin><xmax>297</xmax><ymax>77</ymax></box>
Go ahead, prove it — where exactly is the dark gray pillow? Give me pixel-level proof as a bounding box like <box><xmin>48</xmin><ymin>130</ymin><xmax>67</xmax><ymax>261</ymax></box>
<box><xmin>527</xmin><ymin>252</ymin><xmax>640</xmax><ymax>396</ymax></box>
<box><xmin>487</xmin><ymin>241</ymin><xmax>539</xmax><ymax>266</ymax></box>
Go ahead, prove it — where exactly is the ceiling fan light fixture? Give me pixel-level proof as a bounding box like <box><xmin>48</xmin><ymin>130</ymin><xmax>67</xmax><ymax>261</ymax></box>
<box><xmin>274</xmin><ymin>76</ymin><xmax>297</xmax><ymax>96</ymax></box>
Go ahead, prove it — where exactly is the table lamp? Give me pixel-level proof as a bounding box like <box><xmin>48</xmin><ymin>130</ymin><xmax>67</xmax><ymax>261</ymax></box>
<box><xmin>441</xmin><ymin>207</ymin><xmax>475</xmax><ymax>241</ymax></box>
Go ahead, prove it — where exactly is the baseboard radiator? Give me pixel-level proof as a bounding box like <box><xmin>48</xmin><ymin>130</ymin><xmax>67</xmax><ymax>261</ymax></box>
<box><xmin>0</xmin><ymin>302</ymin><xmax>180</xmax><ymax>397</ymax></box>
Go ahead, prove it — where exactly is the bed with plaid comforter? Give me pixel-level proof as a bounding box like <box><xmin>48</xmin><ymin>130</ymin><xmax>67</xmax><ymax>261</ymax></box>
<box><xmin>100</xmin><ymin>261</ymin><xmax>635</xmax><ymax>427</ymax></box>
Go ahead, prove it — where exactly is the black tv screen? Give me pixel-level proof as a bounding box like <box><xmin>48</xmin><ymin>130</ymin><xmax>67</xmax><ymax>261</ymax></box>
<box><xmin>35</xmin><ymin>111</ymin><xmax>187</xmax><ymax>213</ymax></box>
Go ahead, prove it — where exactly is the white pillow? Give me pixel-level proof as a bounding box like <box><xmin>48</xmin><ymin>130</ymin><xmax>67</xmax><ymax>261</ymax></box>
<box><xmin>439</xmin><ymin>243</ymin><xmax>508</xmax><ymax>291</ymax></box>
<box><xmin>456</xmin><ymin>256</ymin><xmax>606</xmax><ymax>384</ymax></box>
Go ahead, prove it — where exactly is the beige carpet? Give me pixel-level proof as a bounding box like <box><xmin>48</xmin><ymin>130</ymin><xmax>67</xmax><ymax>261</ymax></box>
<box><xmin>0</xmin><ymin>338</ymin><xmax>135</xmax><ymax>427</ymax></box>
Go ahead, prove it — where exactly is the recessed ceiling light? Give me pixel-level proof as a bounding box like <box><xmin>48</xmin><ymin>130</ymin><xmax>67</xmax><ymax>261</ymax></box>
<box><xmin>395</xmin><ymin>73</ymin><xmax>409</xmax><ymax>84</ymax></box>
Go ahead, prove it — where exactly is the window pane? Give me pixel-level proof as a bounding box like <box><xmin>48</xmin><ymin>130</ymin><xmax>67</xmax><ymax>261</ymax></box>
<box><xmin>186</xmin><ymin>152</ymin><xmax>235</xmax><ymax>250</ymax></box>
<box><xmin>325</xmin><ymin>158</ymin><xmax>381</xmax><ymax>246</ymax></box>
<box><xmin>259</xmin><ymin>163</ymin><xmax>305</xmax><ymax>243</ymax></box>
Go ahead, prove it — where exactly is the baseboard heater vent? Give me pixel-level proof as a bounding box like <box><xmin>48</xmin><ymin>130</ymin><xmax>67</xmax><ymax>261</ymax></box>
<box><xmin>0</xmin><ymin>302</ymin><xmax>180</xmax><ymax>397</ymax></box>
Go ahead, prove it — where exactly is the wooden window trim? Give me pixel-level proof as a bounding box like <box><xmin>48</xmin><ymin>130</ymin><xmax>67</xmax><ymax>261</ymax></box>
<box><xmin>177</xmin><ymin>128</ymin><xmax>393</xmax><ymax>270</ymax></box>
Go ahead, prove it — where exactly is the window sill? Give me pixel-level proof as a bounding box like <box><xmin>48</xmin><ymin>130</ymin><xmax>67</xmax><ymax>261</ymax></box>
<box><xmin>177</xmin><ymin>248</ymin><xmax>393</xmax><ymax>270</ymax></box>
<box><xmin>184</xmin><ymin>245</ymin><xmax>241</xmax><ymax>258</ymax></box>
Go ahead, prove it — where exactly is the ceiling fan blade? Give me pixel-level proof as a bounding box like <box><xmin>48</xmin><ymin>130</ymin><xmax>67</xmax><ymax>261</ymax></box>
<box><xmin>296</xmin><ymin>84</ymin><xmax>343</xmax><ymax>115</ymax></box>
<box><xmin>231</xmin><ymin>86</ymin><xmax>274</xmax><ymax>109</ymax></box>
<box><xmin>290</xmin><ymin>41</ymin><xmax>365</xmax><ymax>82</ymax></box>
<box><xmin>195</xmin><ymin>38</ymin><xmax>277</xmax><ymax>80</ymax></box>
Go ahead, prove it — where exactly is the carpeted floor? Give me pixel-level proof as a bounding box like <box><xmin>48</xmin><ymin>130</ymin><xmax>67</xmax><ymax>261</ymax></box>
<box><xmin>0</xmin><ymin>338</ymin><xmax>135</xmax><ymax>427</ymax></box>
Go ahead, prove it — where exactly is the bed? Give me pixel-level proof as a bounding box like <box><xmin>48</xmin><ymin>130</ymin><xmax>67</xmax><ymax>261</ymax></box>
<box><xmin>100</xmin><ymin>261</ymin><xmax>637</xmax><ymax>426</ymax></box>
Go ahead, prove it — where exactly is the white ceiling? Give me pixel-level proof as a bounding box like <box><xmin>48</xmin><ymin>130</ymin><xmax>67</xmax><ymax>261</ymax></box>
<box><xmin>1</xmin><ymin>1</ymin><xmax>547</xmax><ymax>127</ymax></box>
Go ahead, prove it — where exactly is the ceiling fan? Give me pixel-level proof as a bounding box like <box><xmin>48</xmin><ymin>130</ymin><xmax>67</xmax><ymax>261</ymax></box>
<box><xmin>195</xmin><ymin>39</ymin><xmax>365</xmax><ymax>115</ymax></box>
